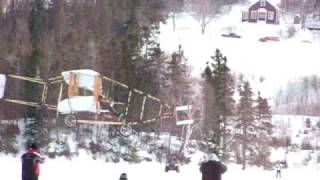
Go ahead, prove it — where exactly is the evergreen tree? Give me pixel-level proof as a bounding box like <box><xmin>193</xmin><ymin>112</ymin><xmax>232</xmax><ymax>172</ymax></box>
<box><xmin>166</xmin><ymin>45</ymin><xmax>192</xmax><ymax>105</ymax></box>
<box><xmin>236</xmin><ymin>81</ymin><xmax>256</xmax><ymax>170</ymax></box>
<box><xmin>0</xmin><ymin>0</ymin><xmax>172</xmax><ymax>152</ymax></box>
<box><xmin>0</xmin><ymin>123</ymin><xmax>19</xmax><ymax>154</ymax></box>
<box><xmin>255</xmin><ymin>92</ymin><xmax>273</xmax><ymax>168</ymax></box>
<box><xmin>24</xmin><ymin>0</ymin><xmax>47</xmax><ymax>147</ymax></box>
<box><xmin>256</xmin><ymin>92</ymin><xmax>272</xmax><ymax>131</ymax></box>
<box><xmin>202</xmin><ymin>64</ymin><xmax>216</xmax><ymax>139</ymax></box>
<box><xmin>162</xmin><ymin>45</ymin><xmax>193</xmax><ymax>136</ymax></box>
<box><xmin>135</xmin><ymin>28</ymin><xmax>167</xmax><ymax>122</ymax></box>
<box><xmin>202</xmin><ymin>49</ymin><xmax>234</xmax><ymax>159</ymax></box>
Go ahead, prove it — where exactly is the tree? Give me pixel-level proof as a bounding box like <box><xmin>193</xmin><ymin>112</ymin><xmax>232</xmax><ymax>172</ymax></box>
<box><xmin>201</xmin><ymin>65</ymin><xmax>216</xmax><ymax>141</ymax></box>
<box><xmin>280</xmin><ymin>0</ymin><xmax>316</xmax><ymax>28</ymax></box>
<box><xmin>0</xmin><ymin>123</ymin><xmax>19</xmax><ymax>154</ymax></box>
<box><xmin>24</xmin><ymin>0</ymin><xmax>47</xmax><ymax>147</ymax></box>
<box><xmin>255</xmin><ymin>92</ymin><xmax>273</xmax><ymax>168</ymax></box>
<box><xmin>164</xmin><ymin>0</ymin><xmax>184</xmax><ymax>30</ymax></box>
<box><xmin>236</xmin><ymin>81</ymin><xmax>255</xmax><ymax>170</ymax></box>
<box><xmin>165</xmin><ymin>45</ymin><xmax>192</xmax><ymax>105</ymax></box>
<box><xmin>201</xmin><ymin>49</ymin><xmax>235</xmax><ymax>159</ymax></box>
<box><xmin>161</xmin><ymin>45</ymin><xmax>193</xmax><ymax>135</ymax></box>
<box><xmin>190</xmin><ymin>0</ymin><xmax>223</xmax><ymax>34</ymax></box>
<box><xmin>274</xmin><ymin>75</ymin><xmax>320</xmax><ymax>115</ymax></box>
<box><xmin>0</xmin><ymin>0</ymin><xmax>172</xmax><ymax>153</ymax></box>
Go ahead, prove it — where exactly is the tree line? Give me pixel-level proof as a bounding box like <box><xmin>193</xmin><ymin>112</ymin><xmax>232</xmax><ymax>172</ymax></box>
<box><xmin>0</xmin><ymin>0</ymin><xmax>275</xmax><ymax>169</ymax></box>
<box><xmin>0</xmin><ymin>0</ymin><xmax>177</xmax><ymax>146</ymax></box>
<box><xmin>201</xmin><ymin>49</ymin><xmax>273</xmax><ymax>169</ymax></box>
<box><xmin>274</xmin><ymin>75</ymin><xmax>320</xmax><ymax>115</ymax></box>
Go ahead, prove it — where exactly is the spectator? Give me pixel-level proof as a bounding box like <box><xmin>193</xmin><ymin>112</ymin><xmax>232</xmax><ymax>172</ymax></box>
<box><xmin>275</xmin><ymin>162</ymin><xmax>282</xmax><ymax>178</ymax></box>
<box><xmin>200</xmin><ymin>154</ymin><xmax>227</xmax><ymax>180</ymax></box>
<box><xmin>119</xmin><ymin>173</ymin><xmax>127</xmax><ymax>180</ymax></box>
<box><xmin>21</xmin><ymin>143</ymin><xmax>45</xmax><ymax>180</ymax></box>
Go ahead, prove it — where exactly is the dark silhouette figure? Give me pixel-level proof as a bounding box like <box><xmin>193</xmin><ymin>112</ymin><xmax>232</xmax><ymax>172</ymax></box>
<box><xmin>200</xmin><ymin>160</ymin><xmax>227</xmax><ymax>180</ymax></box>
<box><xmin>275</xmin><ymin>163</ymin><xmax>282</xmax><ymax>178</ymax></box>
<box><xmin>119</xmin><ymin>173</ymin><xmax>127</xmax><ymax>180</ymax></box>
<box><xmin>21</xmin><ymin>143</ymin><xmax>45</xmax><ymax>180</ymax></box>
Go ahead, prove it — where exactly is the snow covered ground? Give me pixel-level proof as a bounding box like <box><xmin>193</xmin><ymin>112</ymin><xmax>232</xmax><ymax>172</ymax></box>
<box><xmin>1</xmin><ymin>114</ymin><xmax>318</xmax><ymax>180</ymax></box>
<box><xmin>2</xmin><ymin>114</ymin><xmax>320</xmax><ymax>180</ymax></box>
<box><xmin>1</xmin><ymin>152</ymin><xmax>320</xmax><ymax>180</ymax></box>
<box><xmin>159</xmin><ymin>1</ymin><xmax>320</xmax><ymax>99</ymax></box>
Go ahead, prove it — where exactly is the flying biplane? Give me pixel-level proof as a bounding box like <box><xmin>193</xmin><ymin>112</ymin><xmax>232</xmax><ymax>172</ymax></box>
<box><xmin>0</xmin><ymin>69</ymin><xmax>174</xmax><ymax>136</ymax></box>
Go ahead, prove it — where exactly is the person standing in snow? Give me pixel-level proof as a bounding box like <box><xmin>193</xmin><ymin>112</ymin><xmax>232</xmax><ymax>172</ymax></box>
<box><xmin>21</xmin><ymin>143</ymin><xmax>45</xmax><ymax>180</ymax></box>
<box><xmin>200</xmin><ymin>154</ymin><xmax>227</xmax><ymax>180</ymax></box>
<box><xmin>275</xmin><ymin>162</ymin><xmax>282</xmax><ymax>178</ymax></box>
<box><xmin>119</xmin><ymin>173</ymin><xmax>127</xmax><ymax>180</ymax></box>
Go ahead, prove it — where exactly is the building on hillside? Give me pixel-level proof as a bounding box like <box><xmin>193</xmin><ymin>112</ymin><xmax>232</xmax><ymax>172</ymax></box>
<box><xmin>242</xmin><ymin>0</ymin><xmax>280</xmax><ymax>24</ymax></box>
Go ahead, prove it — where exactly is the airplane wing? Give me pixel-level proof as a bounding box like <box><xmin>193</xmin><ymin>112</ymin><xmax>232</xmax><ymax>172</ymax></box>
<box><xmin>57</xmin><ymin>96</ymin><xmax>111</xmax><ymax>114</ymax></box>
<box><xmin>58</xmin><ymin>96</ymin><xmax>97</xmax><ymax>114</ymax></box>
<box><xmin>61</xmin><ymin>69</ymin><xmax>100</xmax><ymax>92</ymax></box>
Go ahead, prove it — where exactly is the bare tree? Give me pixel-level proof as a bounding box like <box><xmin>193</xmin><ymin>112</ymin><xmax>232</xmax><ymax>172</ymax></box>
<box><xmin>165</xmin><ymin>0</ymin><xmax>184</xmax><ymax>31</ymax></box>
<box><xmin>281</xmin><ymin>0</ymin><xmax>316</xmax><ymax>29</ymax></box>
<box><xmin>190</xmin><ymin>0</ymin><xmax>222</xmax><ymax>34</ymax></box>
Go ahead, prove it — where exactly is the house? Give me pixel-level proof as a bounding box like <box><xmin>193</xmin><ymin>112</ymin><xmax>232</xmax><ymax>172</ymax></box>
<box><xmin>242</xmin><ymin>0</ymin><xmax>279</xmax><ymax>24</ymax></box>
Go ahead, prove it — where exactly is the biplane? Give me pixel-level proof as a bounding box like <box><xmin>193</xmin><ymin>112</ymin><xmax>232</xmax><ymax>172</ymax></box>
<box><xmin>0</xmin><ymin>69</ymin><xmax>173</xmax><ymax>136</ymax></box>
<box><xmin>0</xmin><ymin>69</ymin><xmax>195</xmax><ymax>137</ymax></box>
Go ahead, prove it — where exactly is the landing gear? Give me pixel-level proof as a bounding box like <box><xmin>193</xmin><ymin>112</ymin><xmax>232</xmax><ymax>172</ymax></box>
<box><xmin>64</xmin><ymin>114</ymin><xmax>76</xmax><ymax>127</ymax></box>
<box><xmin>63</xmin><ymin>113</ymin><xmax>133</xmax><ymax>137</ymax></box>
<box><xmin>119</xmin><ymin>123</ymin><xmax>132</xmax><ymax>137</ymax></box>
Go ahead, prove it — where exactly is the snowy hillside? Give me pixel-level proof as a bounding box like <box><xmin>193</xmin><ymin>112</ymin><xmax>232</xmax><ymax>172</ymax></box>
<box><xmin>272</xmin><ymin>115</ymin><xmax>320</xmax><ymax>161</ymax></box>
<box><xmin>2</xmin><ymin>114</ymin><xmax>320</xmax><ymax>179</ymax></box>
<box><xmin>159</xmin><ymin>1</ymin><xmax>320</xmax><ymax>99</ymax></box>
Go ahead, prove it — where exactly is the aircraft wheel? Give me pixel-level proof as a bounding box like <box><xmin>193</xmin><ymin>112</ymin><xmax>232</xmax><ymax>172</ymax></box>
<box><xmin>119</xmin><ymin>123</ymin><xmax>132</xmax><ymax>137</ymax></box>
<box><xmin>64</xmin><ymin>114</ymin><xmax>77</xmax><ymax>127</ymax></box>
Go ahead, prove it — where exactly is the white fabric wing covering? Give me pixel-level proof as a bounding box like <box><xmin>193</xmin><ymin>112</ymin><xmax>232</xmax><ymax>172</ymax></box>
<box><xmin>176</xmin><ymin>120</ymin><xmax>194</xmax><ymax>126</ymax></box>
<box><xmin>61</xmin><ymin>69</ymin><xmax>100</xmax><ymax>92</ymax></box>
<box><xmin>57</xmin><ymin>96</ymin><xmax>98</xmax><ymax>114</ymax></box>
<box><xmin>0</xmin><ymin>74</ymin><xmax>6</xmax><ymax>99</ymax></box>
<box><xmin>175</xmin><ymin>105</ymin><xmax>192</xmax><ymax>111</ymax></box>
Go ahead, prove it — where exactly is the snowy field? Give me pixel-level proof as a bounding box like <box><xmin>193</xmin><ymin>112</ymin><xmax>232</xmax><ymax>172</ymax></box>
<box><xmin>159</xmin><ymin>1</ymin><xmax>320</xmax><ymax>98</ymax></box>
<box><xmin>2</xmin><ymin>114</ymin><xmax>319</xmax><ymax>180</ymax></box>
<box><xmin>1</xmin><ymin>153</ymin><xmax>320</xmax><ymax>180</ymax></box>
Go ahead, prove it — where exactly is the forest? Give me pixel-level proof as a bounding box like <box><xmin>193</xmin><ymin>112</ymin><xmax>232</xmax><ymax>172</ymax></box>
<box><xmin>0</xmin><ymin>0</ymin><xmax>310</xmax><ymax>169</ymax></box>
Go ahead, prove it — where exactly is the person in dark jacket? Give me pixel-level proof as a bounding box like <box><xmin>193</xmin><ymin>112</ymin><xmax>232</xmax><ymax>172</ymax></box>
<box><xmin>119</xmin><ymin>173</ymin><xmax>127</xmax><ymax>180</ymax></box>
<box><xmin>200</xmin><ymin>154</ymin><xmax>227</xmax><ymax>180</ymax></box>
<box><xmin>21</xmin><ymin>143</ymin><xmax>45</xmax><ymax>180</ymax></box>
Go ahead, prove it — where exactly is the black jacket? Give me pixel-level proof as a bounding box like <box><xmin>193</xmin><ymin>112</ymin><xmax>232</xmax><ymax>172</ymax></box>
<box><xmin>200</xmin><ymin>160</ymin><xmax>227</xmax><ymax>180</ymax></box>
<box><xmin>21</xmin><ymin>149</ymin><xmax>45</xmax><ymax>180</ymax></box>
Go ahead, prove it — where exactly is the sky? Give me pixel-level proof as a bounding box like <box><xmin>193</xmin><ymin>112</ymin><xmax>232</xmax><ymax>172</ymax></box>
<box><xmin>158</xmin><ymin>1</ymin><xmax>320</xmax><ymax>98</ymax></box>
